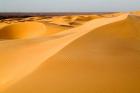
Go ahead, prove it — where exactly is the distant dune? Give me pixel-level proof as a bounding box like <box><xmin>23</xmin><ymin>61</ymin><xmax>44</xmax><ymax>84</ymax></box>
<box><xmin>0</xmin><ymin>12</ymin><xmax>115</xmax><ymax>17</ymax></box>
<box><xmin>0</xmin><ymin>12</ymin><xmax>140</xmax><ymax>93</ymax></box>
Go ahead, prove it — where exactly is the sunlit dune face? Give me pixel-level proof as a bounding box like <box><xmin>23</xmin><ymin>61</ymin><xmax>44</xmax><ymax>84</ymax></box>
<box><xmin>0</xmin><ymin>22</ymin><xmax>47</xmax><ymax>39</ymax></box>
<box><xmin>0</xmin><ymin>23</ymin><xmax>8</xmax><ymax>30</ymax></box>
<box><xmin>0</xmin><ymin>13</ymin><xmax>140</xmax><ymax>93</ymax></box>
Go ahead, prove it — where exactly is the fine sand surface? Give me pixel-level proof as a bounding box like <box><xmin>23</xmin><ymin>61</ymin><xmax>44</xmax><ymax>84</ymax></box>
<box><xmin>0</xmin><ymin>12</ymin><xmax>140</xmax><ymax>93</ymax></box>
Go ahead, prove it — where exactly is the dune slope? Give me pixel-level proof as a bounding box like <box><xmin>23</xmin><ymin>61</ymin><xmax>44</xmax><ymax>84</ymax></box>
<box><xmin>0</xmin><ymin>22</ymin><xmax>47</xmax><ymax>39</ymax></box>
<box><xmin>0</xmin><ymin>13</ymin><xmax>140</xmax><ymax>93</ymax></box>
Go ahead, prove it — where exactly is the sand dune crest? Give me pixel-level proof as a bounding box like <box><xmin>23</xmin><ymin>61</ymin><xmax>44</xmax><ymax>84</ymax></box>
<box><xmin>0</xmin><ymin>13</ymin><xmax>140</xmax><ymax>93</ymax></box>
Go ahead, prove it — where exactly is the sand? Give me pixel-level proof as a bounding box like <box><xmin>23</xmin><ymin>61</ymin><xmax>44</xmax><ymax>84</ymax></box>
<box><xmin>0</xmin><ymin>22</ymin><xmax>47</xmax><ymax>39</ymax></box>
<box><xmin>0</xmin><ymin>12</ymin><xmax>140</xmax><ymax>93</ymax></box>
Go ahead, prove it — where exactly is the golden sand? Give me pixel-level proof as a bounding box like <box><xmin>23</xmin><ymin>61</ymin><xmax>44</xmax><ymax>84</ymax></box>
<box><xmin>0</xmin><ymin>22</ymin><xmax>47</xmax><ymax>39</ymax></box>
<box><xmin>0</xmin><ymin>23</ymin><xmax>8</xmax><ymax>30</ymax></box>
<box><xmin>0</xmin><ymin>12</ymin><xmax>140</xmax><ymax>93</ymax></box>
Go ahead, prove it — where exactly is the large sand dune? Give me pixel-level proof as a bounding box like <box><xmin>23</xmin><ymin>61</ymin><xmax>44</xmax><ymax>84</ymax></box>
<box><xmin>0</xmin><ymin>12</ymin><xmax>140</xmax><ymax>93</ymax></box>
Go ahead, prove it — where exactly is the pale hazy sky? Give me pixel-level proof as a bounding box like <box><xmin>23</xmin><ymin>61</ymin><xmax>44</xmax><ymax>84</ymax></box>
<box><xmin>0</xmin><ymin>0</ymin><xmax>140</xmax><ymax>12</ymax></box>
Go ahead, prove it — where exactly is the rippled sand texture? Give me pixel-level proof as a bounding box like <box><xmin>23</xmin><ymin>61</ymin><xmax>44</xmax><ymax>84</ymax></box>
<box><xmin>0</xmin><ymin>12</ymin><xmax>140</xmax><ymax>93</ymax></box>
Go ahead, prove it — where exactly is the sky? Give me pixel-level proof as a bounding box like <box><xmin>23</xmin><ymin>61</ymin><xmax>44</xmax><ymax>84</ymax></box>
<box><xmin>0</xmin><ymin>0</ymin><xmax>140</xmax><ymax>12</ymax></box>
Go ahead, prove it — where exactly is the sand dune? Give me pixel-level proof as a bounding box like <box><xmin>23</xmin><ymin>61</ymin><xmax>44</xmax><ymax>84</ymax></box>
<box><xmin>0</xmin><ymin>22</ymin><xmax>47</xmax><ymax>39</ymax></box>
<box><xmin>130</xmin><ymin>11</ymin><xmax>140</xmax><ymax>16</ymax></box>
<box><xmin>0</xmin><ymin>13</ymin><xmax>140</xmax><ymax>93</ymax></box>
<box><xmin>0</xmin><ymin>23</ymin><xmax>8</xmax><ymax>30</ymax></box>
